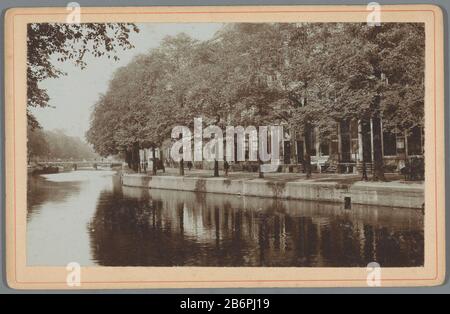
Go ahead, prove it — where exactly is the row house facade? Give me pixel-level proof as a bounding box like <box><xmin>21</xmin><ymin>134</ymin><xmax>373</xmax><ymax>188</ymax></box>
<box><xmin>283</xmin><ymin>119</ymin><xmax>424</xmax><ymax>174</ymax></box>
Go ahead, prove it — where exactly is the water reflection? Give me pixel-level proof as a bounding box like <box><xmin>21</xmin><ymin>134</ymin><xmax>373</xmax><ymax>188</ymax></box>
<box><xmin>27</xmin><ymin>171</ymin><xmax>115</xmax><ymax>266</ymax></box>
<box><xmin>27</xmin><ymin>172</ymin><xmax>424</xmax><ymax>267</ymax></box>
<box><xmin>27</xmin><ymin>175</ymin><xmax>82</xmax><ymax>220</ymax></box>
<box><xmin>90</xmin><ymin>177</ymin><xmax>424</xmax><ymax>267</ymax></box>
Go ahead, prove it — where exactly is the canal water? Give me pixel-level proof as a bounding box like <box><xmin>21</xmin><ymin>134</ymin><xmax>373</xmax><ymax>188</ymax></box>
<box><xmin>27</xmin><ymin>171</ymin><xmax>424</xmax><ymax>267</ymax></box>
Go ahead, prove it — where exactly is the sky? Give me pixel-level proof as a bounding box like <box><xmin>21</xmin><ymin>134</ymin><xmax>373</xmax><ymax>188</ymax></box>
<box><xmin>31</xmin><ymin>23</ymin><xmax>223</xmax><ymax>140</ymax></box>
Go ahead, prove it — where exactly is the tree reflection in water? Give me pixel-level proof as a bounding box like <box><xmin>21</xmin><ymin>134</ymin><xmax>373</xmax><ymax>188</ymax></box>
<box><xmin>27</xmin><ymin>175</ymin><xmax>82</xmax><ymax>221</ymax></box>
<box><xmin>88</xmin><ymin>180</ymin><xmax>424</xmax><ymax>267</ymax></box>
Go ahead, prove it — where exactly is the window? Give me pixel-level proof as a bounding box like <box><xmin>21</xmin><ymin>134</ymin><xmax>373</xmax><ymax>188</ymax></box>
<box><xmin>396</xmin><ymin>136</ymin><xmax>406</xmax><ymax>155</ymax></box>
<box><xmin>320</xmin><ymin>142</ymin><xmax>330</xmax><ymax>156</ymax></box>
<box><xmin>383</xmin><ymin>131</ymin><xmax>397</xmax><ymax>156</ymax></box>
<box><xmin>407</xmin><ymin>127</ymin><xmax>423</xmax><ymax>156</ymax></box>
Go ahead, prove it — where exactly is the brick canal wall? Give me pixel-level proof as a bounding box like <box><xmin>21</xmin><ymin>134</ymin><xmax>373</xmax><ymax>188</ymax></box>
<box><xmin>122</xmin><ymin>174</ymin><xmax>424</xmax><ymax>209</ymax></box>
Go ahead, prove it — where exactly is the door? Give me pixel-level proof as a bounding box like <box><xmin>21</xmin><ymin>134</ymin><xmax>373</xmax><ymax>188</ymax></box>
<box><xmin>284</xmin><ymin>141</ymin><xmax>291</xmax><ymax>165</ymax></box>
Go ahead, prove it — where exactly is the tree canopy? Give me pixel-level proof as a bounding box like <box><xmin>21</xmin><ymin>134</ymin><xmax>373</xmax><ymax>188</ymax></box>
<box><xmin>28</xmin><ymin>126</ymin><xmax>98</xmax><ymax>161</ymax></box>
<box><xmin>87</xmin><ymin>23</ymin><xmax>425</xmax><ymax>178</ymax></box>
<box><xmin>27</xmin><ymin>23</ymin><xmax>139</xmax><ymax>128</ymax></box>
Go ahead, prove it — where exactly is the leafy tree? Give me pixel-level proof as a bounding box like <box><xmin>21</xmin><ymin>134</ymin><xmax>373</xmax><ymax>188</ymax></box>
<box><xmin>27</xmin><ymin>126</ymin><xmax>50</xmax><ymax>162</ymax></box>
<box><xmin>87</xmin><ymin>34</ymin><xmax>198</xmax><ymax>172</ymax></box>
<box><xmin>27</xmin><ymin>23</ymin><xmax>139</xmax><ymax>128</ymax></box>
<box><xmin>28</xmin><ymin>127</ymin><xmax>97</xmax><ymax>161</ymax></box>
<box><xmin>277</xmin><ymin>24</ymin><xmax>336</xmax><ymax>177</ymax></box>
<box><xmin>207</xmin><ymin>24</ymin><xmax>287</xmax><ymax>177</ymax></box>
<box><xmin>317</xmin><ymin>23</ymin><xmax>425</xmax><ymax>180</ymax></box>
<box><xmin>87</xmin><ymin>23</ymin><xmax>424</xmax><ymax>181</ymax></box>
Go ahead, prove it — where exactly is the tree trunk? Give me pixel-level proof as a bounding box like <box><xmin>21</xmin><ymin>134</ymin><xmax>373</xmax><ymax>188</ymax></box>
<box><xmin>131</xmin><ymin>142</ymin><xmax>140</xmax><ymax>173</ymax></box>
<box><xmin>290</xmin><ymin>130</ymin><xmax>297</xmax><ymax>173</ymax></box>
<box><xmin>258</xmin><ymin>157</ymin><xmax>264</xmax><ymax>178</ymax></box>
<box><xmin>359</xmin><ymin>121</ymin><xmax>369</xmax><ymax>181</ymax></box>
<box><xmin>214</xmin><ymin>159</ymin><xmax>219</xmax><ymax>177</ymax></box>
<box><xmin>303</xmin><ymin>122</ymin><xmax>312</xmax><ymax>179</ymax></box>
<box><xmin>371</xmin><ymin>116</ymin><xmax>385</xmax><ymax>181</ymax></box>
<box><xmin>362</xmin><ymin>161</ymin><xmax>368</xmax><ymax>181</ymax></box>
<box><xmin>179</xmin><ymin>158</ymin><xmax>184</xmax><ymax>176</ymax></box>
<box><xmin>302</xmin><ymin>81</ymin><xmax>312</xmax><ymax>178</ymax></box>
<box><xmin>152</xmin><ymin>148</ymin><xmax>157</xmax><ymax>175</ymax></box>
<box><xmin>178</xmin><ymin>132</ymin><xmax>184</xmax><ymax>176</ymax></box>
<box><xmin>125</xmin><ymin>149</ymin><xmax>133</xmax><ymax>170</ymax></box>
<box><xmin>256</xmin><ymin>129</ymin><xmax>264</xmax><ymax>178</ymax></box>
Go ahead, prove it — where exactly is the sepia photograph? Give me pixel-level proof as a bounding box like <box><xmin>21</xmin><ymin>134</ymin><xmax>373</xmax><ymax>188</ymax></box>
<box><xmin>27</xmin><ymin>20</ymin><xmax>426</xmax><ymax>268</ymax></box>
<box><xmin>4</xmin><ymin>5</ymin><xmax>445</xmax><ymax>289</ymax></box>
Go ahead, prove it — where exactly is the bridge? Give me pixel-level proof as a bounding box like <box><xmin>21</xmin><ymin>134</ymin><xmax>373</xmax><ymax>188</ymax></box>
<box><xmin>31</xmin><ymin>161</ymin><xmax>123</xmax><ymax>173</ymax></box>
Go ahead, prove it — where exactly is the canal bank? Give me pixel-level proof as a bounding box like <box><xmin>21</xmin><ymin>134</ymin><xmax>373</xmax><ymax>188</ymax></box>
<box><xmin>122</xmin><ymin>172</ymin><xmax>424</xmax><ymax>209</ymax></box>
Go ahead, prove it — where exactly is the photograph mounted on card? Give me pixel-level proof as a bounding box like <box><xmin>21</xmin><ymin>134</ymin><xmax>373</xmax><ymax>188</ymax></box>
<box><xmin>4</xmin><ymin>5</ymin><xmax>445</xmax><ymax>289</ymax></box>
